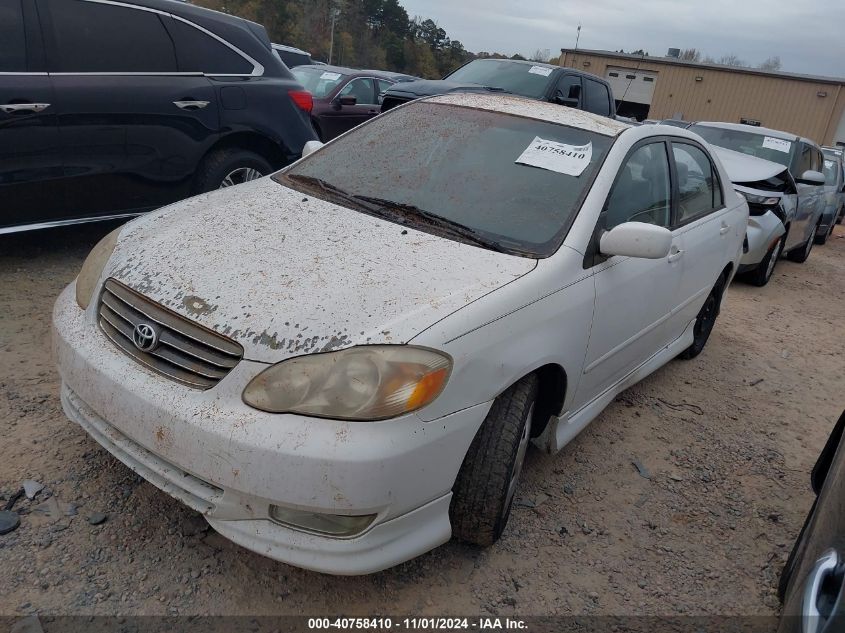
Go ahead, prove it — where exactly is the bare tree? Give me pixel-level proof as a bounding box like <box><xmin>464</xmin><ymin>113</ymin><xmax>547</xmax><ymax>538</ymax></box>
<box><xmin>702</xmin><ymin>55</ymin><xmax>716</xmax><ymax>64</ymax></box>
<box><xmin>717</xmin><ymin>54</ymin><xmax>746</xmax><ymax>67</ymax></box>
<box><xmin>679</xmin><ymin>48</ymin><xmax>701</xmax><ymax>62</ymax></box>
<box><xmin>758</xmin><ymin>56</ymin><xmax>782</xmax><ymax>71</ymax></box>
<box><xmin>529</xmin><ymin>48</ymin><xmax>551</xmax><ymax>63</ymax></box>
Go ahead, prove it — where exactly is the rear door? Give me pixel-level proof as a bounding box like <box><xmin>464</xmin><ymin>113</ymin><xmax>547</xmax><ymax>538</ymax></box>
<box><xmin>39</xmin><ymin>0</ymin><xmax>221</xmax><ymax>217</ymax></box>
<box><xmin>0</xmin><ymin>0</ymin><xmax>64</xmax><ymax>231</ymax></box>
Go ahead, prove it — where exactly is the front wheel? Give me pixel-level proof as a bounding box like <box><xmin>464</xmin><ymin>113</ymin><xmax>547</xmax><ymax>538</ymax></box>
<box><xmin>787</xmin><ymin>224</ymin><xmax>818</xmax><ymax>262</ymax></box>
<box><xmin>741</xmin><ymin>234</ymin><xmax>785</xmax><ymax>287</ymax></box>
<box><xmin>450</xmin><ymin>374</ymin><xmax>539</xmax><ymax>547</ymax></box>
<box><xmin>194</xmin><ymin>149</ymin><xmax>272</xmax><ymax>194</ymax></box>
<box><xmin>678</xmin><ymin>274</ymin><xmax>726</xmax><ymax>360</ymax></box>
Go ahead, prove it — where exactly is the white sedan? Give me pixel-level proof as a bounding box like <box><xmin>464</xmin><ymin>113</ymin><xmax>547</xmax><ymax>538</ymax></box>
<box><xmin>53</xmin><ymin>94</ymin><xmax>747</xmax><ymax>574</ymax></box>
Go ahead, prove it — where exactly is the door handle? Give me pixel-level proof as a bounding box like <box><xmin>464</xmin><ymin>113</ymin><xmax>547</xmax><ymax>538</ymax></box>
<box><xmin>803</xmin><ymin>549</ymin><xmax>843</xmax><ymax>633</ymax></box>
<box><xmin>0</xmin><ymin>102</ymin><xmax>50</xmax><ymax>114</ymax></box>
<box><xmin>173</xmin><ymin>100</ymin><xmax>210</xmax><ymax>110</ymax></box>
<box><xmin>667</xmin><ymin>248</ymin><xmax>684</xmax><ymax>263</ymax></box>
<box><xmin>720</xmin><ymin>223</ymin><xmax>731</xmax><ymax>236</ymax></box>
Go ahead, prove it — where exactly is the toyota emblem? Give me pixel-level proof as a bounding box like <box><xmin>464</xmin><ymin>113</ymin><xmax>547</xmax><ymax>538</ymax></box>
<box><xmin>132</xmin><ymin>323</ymin><xmax>159</xmax><ymax>352</ymax></box>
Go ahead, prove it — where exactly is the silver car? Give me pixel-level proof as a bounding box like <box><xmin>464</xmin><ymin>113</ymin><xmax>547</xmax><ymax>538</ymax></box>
<box><xmin>691</xmin><ymin>122</ymin><xmax>827</xmax><ymax>264</ymax></box>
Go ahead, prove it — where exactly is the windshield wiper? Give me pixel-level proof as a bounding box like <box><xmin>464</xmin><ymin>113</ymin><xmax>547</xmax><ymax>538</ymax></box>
<box><xmin>352</xmin><ymin>195</ymin><xmax>510</xmax><ymax>253</ymax></box>
<box><xmin>285</xmin><ymin>174</ymin><xmax>390</xmax><ymax>218</ymax></box>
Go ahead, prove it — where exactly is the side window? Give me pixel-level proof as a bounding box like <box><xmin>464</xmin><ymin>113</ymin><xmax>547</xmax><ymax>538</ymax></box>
<box><xmin>45</xmin><ymin>0</ymin><xmax>177</xmax><ymax>72</ymax></box>
<box><xmin>340</xmin><ymin>78</ymin><xmax>376</xmax><ymax>105</ymax></box>
<box><xmin>0</xmin><ymin>0</ymin><xmax>26</xmax><ymax>72</ymax></box>
<box><xmin>672</xmin><ymin>143</ymin><xmax>723</xmax><ymax>223</ymax></box>
<box><xmin>605</xmin><ymin>143</ymin><xmax>672</xmax><ymax>230</ymax></box>
<box><xmin>555</xmin><ymin>74</ymin><xmax>582</xmax><ymax>103</ymax></box>
<box><xmin>167</xmin><ymin>18</ymin><xmax>254</xmax><ymax>75</ymax></box>
<box><xmin>792</xmin><ymin>143</ymin><xmax>814</xmax><ymax>178</ymax></box>
<box><xmin>583</xmin><ymin>79</ymin><xmax>611</xmax><ymax>116</ymax></box>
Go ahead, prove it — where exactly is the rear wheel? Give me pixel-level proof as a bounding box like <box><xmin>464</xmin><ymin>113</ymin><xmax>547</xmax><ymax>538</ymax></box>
<box><xmin>741</xmin><ymin>234</ymin><xmax>785</xmax><ymax>287</ymax></box>
<box><xmin>679</xmin><ymin>274</ymin><xmax>726</xmax><ymax>360</ymax></box>
<box><xmin>194</xmin><ymin>148</ymin><xmax>272</xmax><ymax>194</ymax></box>
<box><xmin>450</xmin><ymin>374</ymin><xmax>539</xmax><ymax>546</ymax></box>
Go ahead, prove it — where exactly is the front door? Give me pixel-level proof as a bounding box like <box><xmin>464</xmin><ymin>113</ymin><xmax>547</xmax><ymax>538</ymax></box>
<box><xmin>321</xmin><ymin>77</ymin><xmax>379</xmax><ymax>141</ymax></box>
<box><xmin>0</xmin><ymin>0</ymin><xmax>64</xmax><ymax>231</ymax></box>
<box><xmin>576</xmin><ymin>141</ymin><xmax>683</xmax><ymax>404</ymax></box>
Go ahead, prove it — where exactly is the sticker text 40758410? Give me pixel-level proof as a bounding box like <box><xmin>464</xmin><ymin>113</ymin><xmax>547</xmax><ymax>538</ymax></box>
<box><xmin>515</xmin><ymin>137</ymin><xmax>593</xmax><ymax>177</ymax></box>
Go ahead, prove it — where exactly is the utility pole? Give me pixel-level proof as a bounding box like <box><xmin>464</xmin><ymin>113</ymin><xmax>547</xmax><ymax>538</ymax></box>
<box><xmin>328</xmin><ymin>2</ymin><xmax>342</xmax><ymax>65</ymax></box>
<box><xmin>575</xmin><ymin>24</ymin><xmax>581</xmax><ymax>50</ymax></box>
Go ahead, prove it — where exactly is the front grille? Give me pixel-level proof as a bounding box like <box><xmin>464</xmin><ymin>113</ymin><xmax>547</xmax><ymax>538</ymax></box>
<box><xmin>98</xmin><ymin>278</ymin><xmax>243</xmax><ymax>390</ymax></box>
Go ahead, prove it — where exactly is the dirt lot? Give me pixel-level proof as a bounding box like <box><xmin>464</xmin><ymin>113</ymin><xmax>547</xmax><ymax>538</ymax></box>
<box><xmin>1</xmin><ymin>220</ymin><xmax>843</xmax><ymax>617</ymax></box>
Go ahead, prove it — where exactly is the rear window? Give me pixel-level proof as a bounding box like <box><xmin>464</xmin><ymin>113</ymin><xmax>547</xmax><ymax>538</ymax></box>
<box><xmin>823</xmin><ymin>159</ymin><xmax>840</xmax><ymax>185</ymax></box>
<box><xmin>277</xmin><ymin>102</ymin><xmax>614</xmax><ymax>257</ymax></box>
<box><xmin>292</xmin><ymin>67</ymin><xmax>347</xmax><ymax>98</ymax></box>
<box><xmin>444</xmin><ymin>60</ymin><xmax>557</xmax><ymax>99</ymax></box>
<box><xmin>168</xmin><ymin>18</ymin><xmax>254</xmax><ymax>75</ymax></box>
<box><xmin>690</xmin><ymin>124</ymin><xmax>794</xmax><ymax>168</ymax></box>
<box><xmin>0</xmin><ymin>0</ymin><xmax>26</xmax><ymax>72</ymax></box>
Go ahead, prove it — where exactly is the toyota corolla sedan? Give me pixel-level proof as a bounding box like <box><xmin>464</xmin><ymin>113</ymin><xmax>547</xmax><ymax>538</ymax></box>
<box><xmin>53</xmin><ymin>95</ymin><xmax>747</xmax><ymax>575</ymax></box>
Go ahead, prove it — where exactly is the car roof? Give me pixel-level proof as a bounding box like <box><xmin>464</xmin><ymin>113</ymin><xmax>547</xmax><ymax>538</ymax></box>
<box><xmin>471</xmin><ymin>58</ymin><xmax>559</xmax><ymax>71</ymax></box>
<box><xmin>424</xmin><ymin>93</ymin><xmax>630</xmax><ymax>137</ymax></box>
<box><xmin>293</xmin><ymin>64</ymin><xmax>398</xmax><ymax>79</ymax></box>
<box><xmin>693</xmin><ymin>121</ymin><xmax>800</xmax><ymax>142</ymax></box>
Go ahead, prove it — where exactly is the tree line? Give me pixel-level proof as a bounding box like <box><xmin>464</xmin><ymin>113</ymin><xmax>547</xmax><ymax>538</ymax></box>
<box><xmin>193</xmin><ymin>0</ymin><xmax>541</xmax><ymax>77</ymax></box>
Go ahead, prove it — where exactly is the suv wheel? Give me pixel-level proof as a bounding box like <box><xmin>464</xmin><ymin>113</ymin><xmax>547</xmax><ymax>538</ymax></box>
<box><xmin>787</xmin><ymin>224</ymin><xmax>818</xmax><ymax>262</ymax></box>
<box><xmin>450</xmin><ymin>374</ymin><xmax>539</xmax><ymax>547</ymax></box>
<box><xmin>742</xmin><ymin>234</ymin><xmax>785</xmax><ymax>287</ymax></box>
<box><xmin>194</xmin><ymin>149</ymin><xmax>272</xmax><ymax>194</ymax></box>
<box><xmin>679</xmin><ymin>274</ymin><xmax>726</xmax><ymax>360</ymax></box>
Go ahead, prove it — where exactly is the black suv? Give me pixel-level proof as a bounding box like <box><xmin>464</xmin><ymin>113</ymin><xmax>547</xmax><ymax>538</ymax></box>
<box><xmin>381</xmin><ymin>59</ymin><xmax>616</xmax><ymax>118</ymax></box>
<box><xmin>0</xmin><ymin>0</ymin><xmax>317</xmax><ymax>234</ymax></box>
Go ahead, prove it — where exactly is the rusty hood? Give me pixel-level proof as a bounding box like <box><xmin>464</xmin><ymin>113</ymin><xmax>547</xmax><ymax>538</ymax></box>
<box><xmin>106</xmin><ymin>177</ymin><xmax>536</xmax><ymax>363</ymax></box>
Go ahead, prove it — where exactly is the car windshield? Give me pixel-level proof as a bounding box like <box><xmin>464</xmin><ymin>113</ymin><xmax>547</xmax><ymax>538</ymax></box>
<box><xmin>823</xmin><ymin>159</ymin><xmax>839</xmax><ymax>185</ymax></box>
<box><xmin>443</xmin><ymin>60</ymin><xmax>557</xmax><ymax>99</ymax></box>
<box><xmin>275</xmin><ymin>102</ymin><xmax>613</xmax><ymax>257</ymax></box>
<box><xmin>690</xmin><ymin>125</ymin><xmax>794</xmax><ymax>168</ymax></box>
<box><xmin>292</xmin><ymin>67</ymin><xmax>347</xmax><ymax>98</ymax></box>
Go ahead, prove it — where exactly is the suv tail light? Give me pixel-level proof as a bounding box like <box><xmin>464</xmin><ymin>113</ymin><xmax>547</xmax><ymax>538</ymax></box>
<box><xmin>288</xmin><ymin>90</ymin><xmax>313</xmax><ymax>113</ymax></box>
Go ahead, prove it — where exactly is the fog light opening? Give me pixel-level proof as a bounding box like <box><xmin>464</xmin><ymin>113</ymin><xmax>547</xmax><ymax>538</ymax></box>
<box><xmin>269</xmin><ymin>505</ymin><xmax>377</xmax><ymax>538</ymax></box>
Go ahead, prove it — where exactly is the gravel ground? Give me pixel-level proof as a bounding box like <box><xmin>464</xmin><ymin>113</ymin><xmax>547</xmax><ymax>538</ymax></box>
<box><xmin>0</xmin><ymin>220</ymin><xmax>843</xmax><ymax>617</ymax></box>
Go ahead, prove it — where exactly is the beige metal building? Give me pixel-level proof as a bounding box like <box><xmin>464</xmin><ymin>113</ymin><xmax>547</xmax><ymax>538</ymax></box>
<box><xmin>559</xmin><ymin>48</ymin><xmax>845</xmax><ymax>146</ymax></box>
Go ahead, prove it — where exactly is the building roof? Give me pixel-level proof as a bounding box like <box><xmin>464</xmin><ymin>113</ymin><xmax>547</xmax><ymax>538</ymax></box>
<box><xmin>426</xmin><ymin>93</ymin><xmax>631</xmax><ymax>137</ymax></box>
<box><xmin>561</xmin><ymin>48</ymin><xmax>845</xmax><ymax>86</ymax></box>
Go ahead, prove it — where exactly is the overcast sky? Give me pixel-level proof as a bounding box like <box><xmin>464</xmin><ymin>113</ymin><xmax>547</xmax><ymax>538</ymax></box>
<box><xmin>400</xmin><ymin>0</ymin><xmax>845</xmax><ymax>77</ymax></box>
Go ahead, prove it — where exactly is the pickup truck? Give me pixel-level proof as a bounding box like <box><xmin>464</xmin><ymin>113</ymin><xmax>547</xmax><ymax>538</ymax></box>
<box><xmin>381</xmin><ymin>58</ymin><xmax>616</xmax><ymax>118</ymax></box>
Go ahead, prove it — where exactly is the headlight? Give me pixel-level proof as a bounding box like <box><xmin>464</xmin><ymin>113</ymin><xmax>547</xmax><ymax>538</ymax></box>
<box><xmin>242</xmin><ymin>346</ymin><xmax>452</xmax><ymax>420</ymax></box>
<box><xmin>738</xmin><ymin>190</ymin><xmax>780</xmax><ymax>206</ymax></box>
<box><xmin>75</xmin><ymin>227</ymin><xmax>122</xmax><ymax>310</ymax></box>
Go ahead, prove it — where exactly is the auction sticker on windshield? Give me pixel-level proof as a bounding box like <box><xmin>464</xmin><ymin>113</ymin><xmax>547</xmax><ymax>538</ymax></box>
<box><xmin>762</xmin><ymin>136</ymin><xmax>791</xmax><ymax>153</ymax></box>
<box><xmin>516</xmin><ymin>137</ymin><xmax>592</xmax><ymax>176</ymax></box>
<box><xmin>320</xmin><ymin>72</ymin><xmax>342</xmax><ymax>81</ymax></box>
<box><xmin>528</xmin><ymin>65</ymin><xmax>553</xmax><ymax>77</ymax></box>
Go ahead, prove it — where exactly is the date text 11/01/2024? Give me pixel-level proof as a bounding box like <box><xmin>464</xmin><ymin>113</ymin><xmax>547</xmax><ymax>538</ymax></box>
<box><xmin>307</xmin><ymin>618</ymin><xmax>529</xmax><ymax>630</ymax></box>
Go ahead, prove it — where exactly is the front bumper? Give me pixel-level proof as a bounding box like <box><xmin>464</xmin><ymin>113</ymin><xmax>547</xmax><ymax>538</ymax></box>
<box><xmin>739</xmin><ymin>211</ymin><xmax>785</xmax><ymax>272</ymax></box>
<box><xmin>53</xmin><ymin>283</ymin><xmax>489</xmax><ymax>574</ymax></box>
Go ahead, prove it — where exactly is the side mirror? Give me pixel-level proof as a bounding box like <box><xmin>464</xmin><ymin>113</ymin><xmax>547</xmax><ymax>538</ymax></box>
<box><xmin>554</xmin><ymin>89</ymin><xmax>579</xmax><ymax>108</ymax></box>
<box><xmin>301</xmin><ymin>140</ymin><xmax>324</xmax><ymax>158</ymax></box>
<box><xmin>599</xmin><ymin>222</ymin><xmax>673</xmax><ymax>259</ymax></box>
<box><xmin>336</xmin><ymin>95</ymin><xmax>357</xmax><ymax>107</ymax></box>
<box><xmin>798</xmin><ymin>170</ymin><xmax>826</xmax><ymax>186</ymax></box>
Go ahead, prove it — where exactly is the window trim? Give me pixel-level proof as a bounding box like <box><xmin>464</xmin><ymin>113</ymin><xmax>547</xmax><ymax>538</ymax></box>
<box><xmin>668</xmin><ymin>138</ymin><xmax>727</xmax><ymax>228</ymax></box>
<box><xmin>38</xmin><ymin>0</ymin><xmax>264</xmax><ymax>77</ymax></box>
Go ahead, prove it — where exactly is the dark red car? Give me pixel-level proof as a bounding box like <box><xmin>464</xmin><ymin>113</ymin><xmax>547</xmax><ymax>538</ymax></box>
<box><xmin>291</xmin><ymin>65</ymin><xmax>417</xmax><ymax>142</ymax></box>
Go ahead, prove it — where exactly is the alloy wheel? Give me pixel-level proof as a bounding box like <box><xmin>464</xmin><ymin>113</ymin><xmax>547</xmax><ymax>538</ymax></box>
<box><xmin>219</xmin><ymin>167</ymin><xmax>264</xmax><ymax>189</ymax></box>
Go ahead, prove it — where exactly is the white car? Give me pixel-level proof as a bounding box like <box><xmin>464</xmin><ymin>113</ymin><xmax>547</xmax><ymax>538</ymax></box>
<box><xmin>53</xmin><ymin>95</ymin><xmax>747</xmax><ymax>575</ymax></box>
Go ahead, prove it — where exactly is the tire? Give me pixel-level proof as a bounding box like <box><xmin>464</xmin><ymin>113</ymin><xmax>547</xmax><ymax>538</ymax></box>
<box><xmin>814</xmin><ymin>226</ymin><xmax>828</xmax><ymax>246</ymax></box>
<box><xmin>787</xmin><ymin>224</ymin><xmax>817</xmax><ymax>263</ymax></box>
<box><xmin>193</xmin><ymin>148</ymin><xmax>272</xmax><ymax>194</ymax></box>
<box><xmin>678</xmin><ymin>273</ymin><xmax>726</xmax><ymax>360</ymax></box>
<box><xmin>450</xmin><ymin>374</ymin><xmax>539</xmax><ymax>546</ymax></box>
<box><xmin>740</xmin><ymin>234</ymin><xmax>785</xmax><ymax>287</ymax></box>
